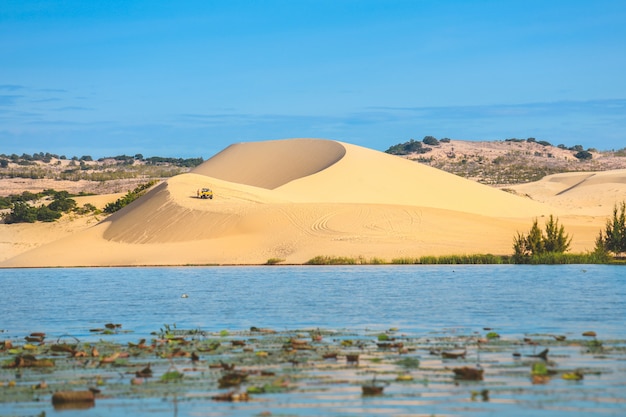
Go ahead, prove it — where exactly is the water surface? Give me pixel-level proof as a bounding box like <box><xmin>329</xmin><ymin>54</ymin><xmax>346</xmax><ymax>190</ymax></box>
<box><xmin>3</xmin><ymin>264</ymin><xmax>624</xmax><ymax>340</ymax></box>
<box><xmin>1</xmin><ymin>265</ymin><xmax>625</xmax><ymax>417</ymax></box>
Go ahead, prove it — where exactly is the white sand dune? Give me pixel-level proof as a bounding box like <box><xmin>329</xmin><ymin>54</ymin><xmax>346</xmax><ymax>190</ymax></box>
<box><xmin>191</xmin><ymin>138</ymin><xmax>347</xmax><ymax>189</ymax></box>
<box><xmin>509</xmin><ymin>169</ymin><xmax>626</xmax><ymax>216</ymax></box>
<box><xmin>2</xmin><ymin>139</ymin><xmax>623</xmax><ymax>267</ymax></box>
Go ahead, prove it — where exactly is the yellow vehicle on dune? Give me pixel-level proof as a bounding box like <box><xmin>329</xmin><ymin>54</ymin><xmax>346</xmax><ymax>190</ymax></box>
<box><xmin>198</xmin><ymin>188</ymin><xmax>214</xmax><ymax>199</ymax></box>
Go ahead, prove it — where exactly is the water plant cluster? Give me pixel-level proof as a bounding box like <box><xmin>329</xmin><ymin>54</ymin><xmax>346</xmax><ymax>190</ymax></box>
<box><xmin>1</xmin><ymin>325</ymin><xmax>624</xmax><ymax>416</ymax></box>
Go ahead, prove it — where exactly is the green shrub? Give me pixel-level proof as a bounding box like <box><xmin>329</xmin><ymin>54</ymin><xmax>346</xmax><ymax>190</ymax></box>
<box><xmin>595</xmin><ymin>201</ymin><xmax>626</xmax><ymax>256</ymax></box>
<box><xmin>385</xmin><ymin>139</ymin><xmax>430</xmax><ymax>155</ymax></box>
<box><xmin>305</xmin><ymin>256</ymin><xmax>357</xmax><ymax>265</ymax></box>
<box><xmin>48</xmin><ymin>196</ymin><xmax>76</xmax><ymax>212</ymax></box>
<box><xmin>104</xmin><ymin>180</ymin><xmax>158</xmax><ymax>214</ymax></box>
<box><xmin>574</xmin><ymin>150</ymin><xmax>593</xmax><ymax>160</ymax></box>
<box><xmin>36</xmin><ymin>205</ymin><xmax>62</xmax><ymax>222</ymax></box>
<box><xmin>5</xmin><ymin>202</ymin><xmax>37</xmax><ymax>223</ymax></box>
<box><xmin>265</xmin><ymin>258</ymin><xmax>285</xmax><ymax>265</ymax></box>
<box><xmin>513</xmin><ymin>216</ymin><xmax>571</xmax><ymax>263</ymax></box>
<box><xmin>422</xmin><ymin>136</ymin><xmax>440</xmax><ymax>146</ymax></box>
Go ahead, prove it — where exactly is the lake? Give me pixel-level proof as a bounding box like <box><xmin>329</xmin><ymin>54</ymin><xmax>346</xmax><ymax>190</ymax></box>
<box><xmin>1</xmin><ymin>265</ymin><xmax>625</xmax><ymax>416</ymax></box>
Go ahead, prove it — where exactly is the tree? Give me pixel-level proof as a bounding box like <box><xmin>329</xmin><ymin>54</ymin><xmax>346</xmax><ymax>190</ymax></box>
<box><xmin>36</xmin><ymin>205</ymin><xmax>62</xmax><ymax>222</ymax></box>
<box><xmin>574</xmin><ymin>150</ymin><xmax>592</xmax><ymax>160</ymax></box>
<box><xmin>423</xmin><ymin>136</ymin><xmax>440</xmax><ymax>146</ymax></box>
<box><xmin>384</xmin><ymin>139</ymin><xmax>429</xmax><ymax>155</ymax></box>
<box><xmin>5</xmin><ymin>202</ymin><xmax>37</xmax><ymax>223</ymax></box>
<box><xmin>543</xmin><ymin>215</ymin><xmax>572</xmax><ymax>253</ymax></box>
<box><xmin>513</xmin><ymin>216</ymin><xmax>572</xmax><ymax>262</ymax></box>
<box><xmin>48</xmin><ymin>195</ymin><xmax>76</xmax><ymax>212</ymax></box>
<box><xmin>595</xmin><ymin>201</ymin><xmax>626</xmax><ymax>255</ymax></box>
<box><xmin>526</xmin><ymin>219</ymin><xmax>545</xmax><ymax>255</ymax></box>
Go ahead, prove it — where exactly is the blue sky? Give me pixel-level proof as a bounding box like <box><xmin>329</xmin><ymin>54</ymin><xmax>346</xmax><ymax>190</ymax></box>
<box><xmin>1</xmin><ymin>0</ymin><xmax>625</xmax><ymax>158</ymax></box>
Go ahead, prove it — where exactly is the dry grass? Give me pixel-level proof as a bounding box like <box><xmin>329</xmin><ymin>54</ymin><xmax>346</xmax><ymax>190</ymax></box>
<box><xmin>402</xmin><ymin>140</ymin><xmax>626</xmax><ymax>186</ymax></box>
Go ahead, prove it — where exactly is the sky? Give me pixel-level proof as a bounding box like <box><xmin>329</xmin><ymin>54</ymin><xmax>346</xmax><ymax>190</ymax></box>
<box><xmin>1</xmin><ymin>0</ymin><xmax>625</xmax><ymax>159</ymax></box>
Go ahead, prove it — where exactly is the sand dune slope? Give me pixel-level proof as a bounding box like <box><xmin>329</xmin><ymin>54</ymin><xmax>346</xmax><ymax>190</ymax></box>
<box><xmin>191</xmin><ymin>138</ymin><xmax>346</xmax><ymax>189</ymax></box>
<box><xmin>2</xmin><ymin>139</ymin><xmax>620</xmax><ymax>267</ymax></box>
<box><xmin>509</xmin><ymin>169</ymin><xmax>626</xmax><ymax>216</ymax></box>
<box><xmin>276</xmin><ymin>142</ymin><xmax>553</xmax><ymax>217</ymax></box>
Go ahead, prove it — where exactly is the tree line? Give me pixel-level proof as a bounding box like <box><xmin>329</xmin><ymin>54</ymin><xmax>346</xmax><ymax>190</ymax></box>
<box><xmin>513</xmin><ymin>202</ymin><xmax>626</xmax><ymax>263</ymax></box>
<box><xmin>0</xmin><ymin>152</ymin><xmax>204</xmax><ymax>168</ymax></box>
<box><xmin>385</xmin><ymin>136</ymin><xmax>598</xmax><ymax>160</ymax></box>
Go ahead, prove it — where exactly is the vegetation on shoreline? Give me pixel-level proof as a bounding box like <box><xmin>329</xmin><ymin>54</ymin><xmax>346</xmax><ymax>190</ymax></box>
<box><xmin>512</xmin><ymin>215</ymin><xmax>572</xmax><ymax>263</ymax></box>
<box><xmin>595</xmin><ymin>201</ymin><xmax>626</xmax><ymax>257</ymax></box>
<box><xmin>103</xmin><ymin>181</ymin><xmax>159</xmax><ymax>214</ymax></box>
<box><xmin>304</xmin><ymin>253</ymin><xmax>615</xmax><ymax>265</ymax></box>
<box><xmin>304</xmin><ymin>206</ymin><xmax>626</xmax><ymax>265</ymax></box>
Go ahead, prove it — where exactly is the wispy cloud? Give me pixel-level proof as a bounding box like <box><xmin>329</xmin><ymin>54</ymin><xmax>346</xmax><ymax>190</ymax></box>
<box><xmin>369</xmin><ymin>99</ymin><xmax>626</xmax><ymax>119</ymax></box>
<box><xmin>38</xmin><ymin>88</ymin><xmax>68</xmax><ymax>93</ymax></box>
<box><xmin>0</xmin><ymin>95</ymin><xmax>23</xmax><ymax>106</ymax></box>
<box><xmin>53</xmin><ymin>105</ymin><xmax>94</xmax><ymax>111</ymax></box>
<box><xmin>0</xmin><ymin>84</ymin><xmax>25</xmax><ymax>91</ymax></box>
<box><xmin>31</xmin><ymin>97</ymin><xmax>62</xmax><ymax>103</ymax></box>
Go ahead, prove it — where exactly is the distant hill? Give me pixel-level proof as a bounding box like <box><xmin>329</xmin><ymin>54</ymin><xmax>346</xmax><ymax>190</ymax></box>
<box><xmin>386</xmin><ymin>137</ymin><xmax>626</xmax><ymax>186</ymax></box>
<box><xmin>2</xmin><ymin>140</ymin><xmax>626</xmax><ymax>198</ymax></box>
<box><xmin>0</xmin><ymin>153</ymin><xmax>202</xmax><ymax>196</ymax></box>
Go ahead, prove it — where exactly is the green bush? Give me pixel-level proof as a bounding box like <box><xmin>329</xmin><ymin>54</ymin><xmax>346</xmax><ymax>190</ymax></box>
<box><xmin>513</xmin><ymin>216</ymin><xmax>571</xmax><ymax>263</ymax></box>
<box><xmin>265</xmin><ymin>258</ymin><xmax>285</xmax><ymax>265</ymax></box>
<box><xmin>385</xmin><ymin>139</ymin><xmax>430</xmax><ymax>155</ymax></box>
<box><xmin>305</xmin><ymin>256</ymin><xmax>357</xmax><ymax>265</ymax></box>
<box><xmin>104</xmin><ymin>180</ymin><xmax>158</xmax><ymax>214</ymax></box>
<box><xmin>5</xmin><ymin>202</ymin><xmax>37</xmax><ymax>223</ymax></box>
<box><xmin>574</xmin><ymin>150</ymin><xmax>592</xmax><ymax>160</ymax></box>
<box><xmin>36</xmin><ymin>205</ymin><xmax>62</xmax><ymax>222</ymax></box>
<box><xmin>48</xmin><ymin>196</ymin><xmax>76</xmax><ymax>212</ymax></box>
<box><xmin>422</xmin><ymin>136</ymin><xmax>440</xmax><ymax>146</ymax></box>
<box><xmin>595</xmin><ymin>201</ymin><xmax>626</xmax><ymax>256</ymax></box>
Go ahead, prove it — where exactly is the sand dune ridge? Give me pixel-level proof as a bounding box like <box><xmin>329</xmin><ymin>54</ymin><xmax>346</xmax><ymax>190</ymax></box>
<box><xmin>2</xmin><ymin>139</ymin><xmax>624</xmax><ymax>267</ymax></box>
<box><xmin>192</xmin><ymin>138</ymin><xmax>346</xmax><ymax>189</ymax></box>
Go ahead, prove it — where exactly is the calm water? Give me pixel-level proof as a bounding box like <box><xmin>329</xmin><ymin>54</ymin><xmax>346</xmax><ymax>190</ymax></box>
<box><xmin>2</xmin><ymin>264</ymin><xmax>625</xmax><ymax>340</ymax></box>
<box><xmin>1</xmin><ymin>265</ymin><xmax>625</xmax><ymax>417</ymax></box>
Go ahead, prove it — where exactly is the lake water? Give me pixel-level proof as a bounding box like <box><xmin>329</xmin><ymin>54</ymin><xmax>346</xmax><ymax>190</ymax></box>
<box><xmin>3</xmin><ymin>265</ymin><xmax>625</xmax><ymax>340</ymax></box>
<box><xmin>1</xmin><ymin>265</ymin><xmax>625</xmax><ymax>416</ymax></box>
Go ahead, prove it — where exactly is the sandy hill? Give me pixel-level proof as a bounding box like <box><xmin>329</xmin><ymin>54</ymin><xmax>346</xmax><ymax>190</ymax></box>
<box><xmin>1</xmin><ymin>138</ymin><xmax>622</xmax><ymax>267</ymax></box>
<box><xmin>398</xmin><ymin>139</ymin><xmax>626</xmax><ymax>185</ymax></box>
<box><xmin>508</xmin><ymin>169</ymin><xmax>626</xmax><ymax>216</ymax></box>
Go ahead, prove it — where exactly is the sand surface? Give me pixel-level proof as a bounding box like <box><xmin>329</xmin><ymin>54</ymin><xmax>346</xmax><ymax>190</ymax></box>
<box><xmin>2</xmin><ymin>139</ymin><xmax>624</xmax><ymax>267</ymax></box>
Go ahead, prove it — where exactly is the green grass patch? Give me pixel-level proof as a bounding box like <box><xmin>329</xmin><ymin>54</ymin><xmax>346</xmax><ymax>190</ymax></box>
<box><xmin>391</xmin><ymin>254</ymin><xmax>508</xmax><ymax>264</ymax></box>
<box><xmin>305</xmin><ymin>256</ymin><xmax>393</xmax><ymax>265</ymax></box>
<box><xmin>518</xmin><ymin>252</ymin><xmax>609</xmax><ymax>265</ymax></box>
<box><xmin>309</xmin><ymin>252</ymin><xmax>618</xmax><ymax>266</ymax></box>
<box><xmin>305</xmin><ymin>256</ymin><xmax>358</xmax><ymax>265</ymax></box>
<box><xmin>265</xmin><ymin>258</ymin><xmax>285</xmax><ymax>265</ymax></box>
